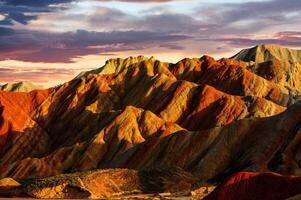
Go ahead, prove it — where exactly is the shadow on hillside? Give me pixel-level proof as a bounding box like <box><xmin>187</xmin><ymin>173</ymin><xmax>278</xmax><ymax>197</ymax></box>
<box><xmin>204</xmin><ymin>172</ymin><xmax>301</xmax><ymax>200</ymax></box>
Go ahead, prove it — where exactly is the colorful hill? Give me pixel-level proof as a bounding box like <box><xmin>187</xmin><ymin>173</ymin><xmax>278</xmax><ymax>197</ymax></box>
<box><xmin>1</xmin><ymin>45</ymin><xmax>301</xmax><ymax>199</ymax></box>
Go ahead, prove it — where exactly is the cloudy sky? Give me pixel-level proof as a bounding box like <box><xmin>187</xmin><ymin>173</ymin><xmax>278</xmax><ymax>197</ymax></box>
<box><xmin>0</xmin><ymin>0</ymin><xmax>300</xmax><ymax>86</ymax></box>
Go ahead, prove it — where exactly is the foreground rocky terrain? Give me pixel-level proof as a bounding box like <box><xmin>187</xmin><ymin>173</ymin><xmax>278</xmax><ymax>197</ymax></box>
<box><xmin>1</xmin><ymin>44</ymin><xmax>301</xmax><ymax>199</ymax></box>
<box><xmin>205</xmin><ymin>172</ymin><xmax>301</xmax><ymax>200</ymax></box>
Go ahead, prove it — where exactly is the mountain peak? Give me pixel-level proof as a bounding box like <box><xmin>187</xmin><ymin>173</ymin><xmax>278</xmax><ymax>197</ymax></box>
<box><xmin>231</xmin><ymin>44</ymin><xmax>301</xmax><ymax>64</ymax></box>
<box><xmin>76</xmin><ymin>55</ymin><xmax>158</xmax><ymax>78</ymax></box>
<box><xmin>0</xmin><ymin>81</ymin><xmax>42</xmax><ymax>92</ymax></box>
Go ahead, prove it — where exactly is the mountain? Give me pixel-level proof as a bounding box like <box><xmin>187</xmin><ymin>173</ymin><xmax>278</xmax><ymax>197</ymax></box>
<box><xmin>0</xmin><ymin>89</ymin><xmax>51</xmax><ymax>147</ymax></box>
<box><xmin>231</xmin><ymin>44</ymin><xmax>301</xmax><ymax>64</ymax></box>
<box><xmin>1</xmin><ymin>45</ymin><xmax>301</xmax><ymax>199</ymax></box>
<box><xmin>0</xmin><ymin>81</ymin><xmax>42</xmax><ymax>92</ymax></box>
<box><xmin>232</xmin><ymin>44</ymin><xmax>301</xmax><ymax>96</ymax></box>
<box><xmin>75</xmin><ymin>55</ymin><xmax>155</xmax><ymax>78</ymax></box>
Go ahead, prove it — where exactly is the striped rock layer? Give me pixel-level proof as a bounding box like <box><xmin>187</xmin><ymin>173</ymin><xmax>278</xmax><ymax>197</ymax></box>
<box><xmin>1</xmin><ymin>45</ymin><xmax>301</xmax><ymax>198</ymax></box>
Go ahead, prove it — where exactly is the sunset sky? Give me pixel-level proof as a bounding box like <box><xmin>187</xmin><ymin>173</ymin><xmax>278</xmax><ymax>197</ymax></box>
<box><xmin>0</xmin><ymin>0</ymin><xmax>301</xmax><ymax>87</ymax></box>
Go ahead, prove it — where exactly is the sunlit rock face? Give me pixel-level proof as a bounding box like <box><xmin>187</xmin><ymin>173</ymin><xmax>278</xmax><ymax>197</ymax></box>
<box><xmin>232</xmin><ymin>44</ymin><xmax>301</xmax><ymax>64</ymax></box>
<box><xmin>233</xmin><ymin>44</ymin><xmax>301</xmax><ymax>95</ymax></box>
<box><xmin>0</xmin><ymin>167</ymin><xmax>196</xmax><ymax>199</ymax></box>
<box><xmin>0</xmin><ymin>89</ymin><xmax>51</xmax><ymax>147</ymax></box>
<box><xmin>1</xmin><ymin>45</ymin><xmax>301</xmax><ymax>199</ymax></box>
<box><xmin>0</xmin><ymin>81</ymin><xmax>42</xmax><ymax>92</ymax></box>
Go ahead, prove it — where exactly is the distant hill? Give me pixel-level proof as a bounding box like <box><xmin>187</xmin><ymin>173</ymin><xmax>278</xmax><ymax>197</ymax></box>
<box><xmin>231</xmin><ymin>44</ymin><xmax>301</xmax><ymax>64</ymax></box>
<box><xmin>232</xmin><ymin>44</ymin><xmax>301</xmax><ymax>94</ymax></box>
<box><xmin>0</xmin><ymin>81</ymin><xmax>42</xmax><ymax>92</ymax></box>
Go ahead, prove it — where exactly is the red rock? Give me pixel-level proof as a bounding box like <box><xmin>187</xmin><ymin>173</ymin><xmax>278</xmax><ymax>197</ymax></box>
<box><xmin>204</xmin><ymin>172</ymin><xmax>301</xmax><ymax>200</ymax></box>
<box><xmin>0</xmin><ymin>89</ymin><xmax>51</xmax><ymax>147</ymax></box>
<box><xmin>0</xmin><ymin>47</ymin><xmax>300</xmax><ymax>199</ymax></box>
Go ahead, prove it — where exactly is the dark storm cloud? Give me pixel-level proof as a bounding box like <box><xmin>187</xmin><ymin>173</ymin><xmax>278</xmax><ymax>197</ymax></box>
<box><xmin>4</xmin><ymin>0</ymin><xmax>176</xmax><ymax>4</ymax></box>
<box><xmin>1</xmin><ymin>0</ymin><xmax>73</xmax><ymax>6</ymax></box>
<box><xmin>0</xmin><ymin>26</ymin><xmax>14</xmax><ymax>36</ymax></box>
<box><xmin>96</xmin><ymin>0</ymin><xmax>176</xmax><ymax>2</ymax></box>
<box><xmin>6</xmin><ymin>12</ymin><xmax>37</xmax><ymax>25</ymax></box>
<box><xmin>0</xmin><ymin>0</ymin><xmax>179</xmax><ymax>25</ymax></box>
<box><xmin>0</xmin><ymin>5</ymin><xmax>41</xmax><ymax>25</ymax></box>
<box><xmin>0</xmin><ymin>0</ymin><xmax>72</xmax><ymax>25</ymax></box>
<box><xmin>0</xmin><ymin>29</ymin><xmax>189</xmax><ymax>62</ymax></box>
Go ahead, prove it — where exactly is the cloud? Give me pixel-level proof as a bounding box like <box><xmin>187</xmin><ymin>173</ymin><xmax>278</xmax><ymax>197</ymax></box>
<box><xmin>86</xmin><ymin>6</ymin><xmax>202</xmax><ymax>34</ymax></box>
<box><xmin>0</xmin><ymin>0</ymin><xmax>301</xmax><ymax>74</ymax></box>
<box><xmin>1</xmin><ymin>0</ymin><xmax>73</xmax><ymax>6</ymax></box>
<box><xmin>0</xmin><ymin>0</ymin><xmax>72</xmax><ymax>25</ymax></box>
<box><xmin>198</xmin><ymin>0</ymin><xmax>301</xmax><ymax>29</ymax></box>
<box><xmin>180</xmin><ymin>0</ymin><xmax>301</xmax><ymax>52</ymax></box>
<box><xmin>203</xmin><ymin>32</ymin><xmax>301</xmax><ymax>48</ymax></box>
<box><xmin>85</xmin><ymin>0</ymin><xmax>301</xmax><ymax>46</ymax></box>
<box><xmin>275</xmin><ymin>31</ymin><xmax>301</xmax><ymax>39</ymax></box>
<box><xmin>0</xmin><ymin>26</ymin><xmax>14</xmax><ymax>36</ymax></box>
<box><xmin>0</xmin><ymin>0</ymin><xmax>181</xmax><ymax>26</ymax></box>
<box><xmin>96</xmin><ymin>0</ymin><xmax>176</xmax><ymax>2</ymax></box>
<box><xmin>0</xmin><ymin>66</ymin><xmax>75</xmax><ymax>83</ymax></box>
<box><xmin>0</xmin><ymin>29</ymin><xmax>189</xmax><ymax>62</ymax></box>
<box><xmin>0</xmin><ymin>14</ymin><xmax>5</xmax><ymax>20</ymax></box>
<box><xmin>0</xmin><ymin>4</ymin><xmax>195</xmax><ymax>63</ymax></box>
<box><xmin>133</xmin><ymin>13</ymin><xmax>201</xmax><ymax>33</ymax></box>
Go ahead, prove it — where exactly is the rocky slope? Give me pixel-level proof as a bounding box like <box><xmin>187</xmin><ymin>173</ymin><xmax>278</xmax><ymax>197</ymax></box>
<box><xmin>0</xmin><ymin>45</ymin><xmax>301</xmax><ymax>199</ymax></box>
<box><xmin>0</xmin><ymin>81</ymin><xmax>42</xmax><ymax>92</ymax></box>
<box><xmin>0</xmin><ymin>89</ymin><xmax>51</xmax><ymax>148</ymax></box>
<box><xmin>104</xmin><ymin>101</ymin><xmax>301</xmax><ymax>180</ymax></box>
<box><xmin>233</xmin><ymin>44</ymin><xmax>301</xmax><ymax>94</ymax></box>
<box><xmin>204</xmin><ymin>172</ymin><xmax>301</xmax><ymax>200</ymax></box>
<box><xmin>232</xmin><ymin>44</ymin><xmax>301</xmax><ymax>64</ymax></box>
<box><xmin>0</xmin><ymin>55</ymin><xmax>288</xmax><ymax>178</ymax></box>
<box><xmin>0</xmin><ymin>167</ymin><xmax>197</xmax><ymax>199</ymax></box>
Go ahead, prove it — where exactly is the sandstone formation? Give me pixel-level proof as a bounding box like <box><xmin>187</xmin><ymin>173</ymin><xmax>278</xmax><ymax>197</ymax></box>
<box><xmin>76</xmin><ymin>55</ymin><xmax>156</xmax><ymax>78</ymax></box>
<box><xmin>0</xmin><ymin>45</ymin><xmax>301</xmax><ymax>199</ymax></box>
<box><xmin>0</xmin><ymin>177</ymin><xmax>21</xmax><ymax>195</ymax></box>
<box><xmin>0</xmin><ymin>81</ymin><xmax>42</xmax><ymax>92</ymax></box>
<box><xmin>232</xmin><ymin>44</ymin><xmax>301</xmax><ymax>64</ymax></box>
<box><xmin>0</xmin><ymin>89</ymin><xmax>51</xmax><ymax>148</ymax></box>
<box><xmin>104</xmin><ymin>101</ymin><xmax>301</xmax><ymax>181</ymax></box>
<box><xmin>0</xmin><ymin>167</ymin><xmax>196</xmax><ymax>199</ymax></box>
<box><xmin>204</xmin><ymin>172</ymin><xmax>301</xmax><ymax>200</ymax></box>
<box><xmin>233</xmin><ymin>44</ymin><xmax>301</xmax><ymax>95</ymax></box>
<box><xmin>0</xmin><ymin>54</ymin><xmax>288</xmax><ymax>179</ymax></box>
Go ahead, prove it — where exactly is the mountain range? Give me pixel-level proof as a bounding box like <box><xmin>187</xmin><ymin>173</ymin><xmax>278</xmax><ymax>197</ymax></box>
<box><xmin>1</xmin><ymin>44</ymin><xmax>301</xmax><ymax>199</ymax></box>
